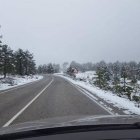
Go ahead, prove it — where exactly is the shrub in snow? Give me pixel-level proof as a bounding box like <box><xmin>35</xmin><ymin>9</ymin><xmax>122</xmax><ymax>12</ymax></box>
<box><xmin>133</xmin><ymin>96</ymin><xmax>140</xmax><ymax>107</ymax></box>
<box><xmin>1</xmin><ymin>78</ymin><xmax>15</xmax><ymax>86</ymax></box>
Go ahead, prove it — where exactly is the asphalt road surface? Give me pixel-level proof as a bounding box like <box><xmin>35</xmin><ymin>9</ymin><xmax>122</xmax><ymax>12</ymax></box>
<box><xmin>0</xmin><ymin>75</ymin><xmax>111</xmax><ymax>128</ymax></box>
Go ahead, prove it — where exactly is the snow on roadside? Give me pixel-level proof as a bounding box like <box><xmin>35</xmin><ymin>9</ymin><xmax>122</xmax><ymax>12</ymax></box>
<box><xmin>76</xmin><ymin>71</ymin><xmax>96</xmax><ymax>81</ymax></box>
<box><xmin>55</xmin><ymin>73</ymin><xmax>140</xmax><ymax>115</ymax></box>
<box><xmin>0</xmin><ymin>75</ymin><xmax>43</xmax><ymax>91</ymax></box>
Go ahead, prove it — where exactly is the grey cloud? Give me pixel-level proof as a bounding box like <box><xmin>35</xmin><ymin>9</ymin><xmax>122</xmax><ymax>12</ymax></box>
<box><xmin>0</xmin><ymin>0</ymin><xmax>140</xmax><ymax>65</ymax></box>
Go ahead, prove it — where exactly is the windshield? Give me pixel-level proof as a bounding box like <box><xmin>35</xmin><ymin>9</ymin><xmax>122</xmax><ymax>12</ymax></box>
<box><xmin>0</xmin><ymin>0</ymin><xmax>140</xmax><ymax>130</ymax></box>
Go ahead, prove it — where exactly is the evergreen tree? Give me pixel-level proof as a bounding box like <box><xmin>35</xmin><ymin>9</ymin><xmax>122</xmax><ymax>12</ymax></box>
<box><xmin>38</xmin><ymin>65</ymin><xmax>43</xmax><ymax>74</ymax></box>
<box><xmin>0</xmin><ymin>45</ymin><xmax>14</xmax><ymax>78</ymax></box>
<box><xmin>14</xmin><ymin>49</ymin><xmax>36</xmax><ymax>75</ymax></box>
<box><xmin>53</xmin><ymin>64</ymin><xmax>60</xmax><ymax>73</ymax></box>
<box><xmin>0</xmin><ymin>26</ymin><xmax>3</xmax><ymax>72</ymax></box>
<box><xmin>0</xmin><ymin>41</ymin><xmax>2</xmax><ymax>71</ymax></box>
<box><xmin>23</xmin><ymin>50</ymin><xmax>36</xmax><ymax>75</ymax></box>
<box><xmin>121</xmin><ymin>65</ymin><xmax>128</xmax><ymax>92</ymax></box>
<box><xmin>94</xmin><ymin>66</ymin><xmax>110</xmax><ymax>89</ymax></box>
<box><xmin>95</xmin><ymin>62</ymin><xmax>110</xmax><ymax>89</ymax></box>
<box><xmin>14</xmin><ymin>49</ymin><xmax>25</xmax><ymax>75</ymax></box>
<box><xmin>0</xmin><ymin>26</ymin><xmax>36</xmax><ymax>76</ymax></box>
<box><xmin>63</xmin><ymin>62</ymin><xmax>69</xmax><ymax>73</ymax></box>
<box><xmin>47</xmin><ymin>63</ymin><xmax>54</xmax><ymax>74</ymax></box>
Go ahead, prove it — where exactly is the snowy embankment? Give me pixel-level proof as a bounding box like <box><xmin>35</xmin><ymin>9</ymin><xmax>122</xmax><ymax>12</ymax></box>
<box><xmin>0</xmin><ymin>75</ymin><xmax>43</xmax><ymax>91</ymax></box>
<box><xmin>55</xmin><ymin>72</ymin><xmax>140</xmax><ymax>115</ymax></box>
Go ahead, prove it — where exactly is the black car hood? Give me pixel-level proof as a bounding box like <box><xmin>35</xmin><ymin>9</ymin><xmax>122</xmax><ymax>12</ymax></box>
<box><xmin>0</xmin><ymin>115</ymin><xmax>140</xmax><ymax>135</ymax></box>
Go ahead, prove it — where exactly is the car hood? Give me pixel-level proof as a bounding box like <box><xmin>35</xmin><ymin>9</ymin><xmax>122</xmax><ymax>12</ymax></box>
<box><xmin>0</xmin><ymin>115</ymin><xmax>140</xmax><ymax>135</ymax></box>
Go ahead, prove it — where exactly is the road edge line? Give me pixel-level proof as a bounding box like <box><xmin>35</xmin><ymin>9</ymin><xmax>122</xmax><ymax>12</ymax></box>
<box><xmin>3</xmin><ymin>78</ymin><xmax>54</xmax><ymax>127</ymax></box>
<box><xmin>75</xmin><ymin>85</ymin><xmax>115</xmax><ymax>115</ymax></box>
<box><xmin>56</xmin><ymin>75</ymin><xmax>114</xmax><ymax>115</ymax></box>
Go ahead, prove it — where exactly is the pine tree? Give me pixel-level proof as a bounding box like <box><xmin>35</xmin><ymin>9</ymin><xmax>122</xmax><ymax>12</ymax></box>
<box><xmin>0</xmin><ymin>41</ymin><xmax>2</xmax><ymax>71</ymax></box>
<box><xmin>0</xmin><ymin>26</ymin><xmax>3</xmax><ymax>73</ymax></box>
<box><xmin>37</xmin><ymin>65</ymin><xmax>43</xmax><ymax>74</ymax></box>
<box><xmin>47</xmin><ymin>63</ymin><xmax>54</xmax><ymax>74</ymax></box>
<box><xmin>0</xmin><ymin>45</ymin><xmax>14</xmax><ymax>78</ymax></box>
<box><xmin>23</xmin><ymin>50</ymin><xmax>36</xmax><ymax>75</ymax></box>
<box><xmin>121</xmin><ymin>65</ymin><xmax>128</xmax><ymax>92</ymax></box>
<box><xmin>94</xmin><ymin>66</ymin><xmax>110</xmax><ymax>90</ymax></box>
<box><xmin>63</xmin><ymin>62</ymin><xmax>69</xmax><ymax>73</ymax></box>
<box><xmin>53</xmin><ymin>64</ymin><xmax>60</xmax><ymax>73</ymax></box>
<box><xmin>14</xmin><ymin>49</ymin><xmax>25</xmax><ymax>75</ymax></box>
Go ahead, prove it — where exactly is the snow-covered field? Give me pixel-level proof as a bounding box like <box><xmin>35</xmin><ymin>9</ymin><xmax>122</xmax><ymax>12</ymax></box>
<box><xmin>0</xmin><ymin>75</ymin><xmax>43</xmax><ymax>91</ymax></box>
<box><xmin>76</xmin><ymin>71</ymin><xmax>96</xmax><ymax>81</ymax></box>
<box><xmin>55</xmin><ymin>72</ymin><xmax>140</xmax><ymax>115</ymax></box>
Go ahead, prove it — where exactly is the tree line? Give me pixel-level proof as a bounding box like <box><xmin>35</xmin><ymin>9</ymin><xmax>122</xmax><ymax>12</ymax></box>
<box><xmin>0</xmin><ymin>31</ymin><xmax>36</xmax><ymax>78</ymax></box>
<box><xmin>37</xmin><ymin>63</ymin><xmax>60</xmax><ymax>74</ymax></box>
<box><xmin>93</xmin><ymin>61</ymin><xmax>140</xmax><ymax>99</ymax></box>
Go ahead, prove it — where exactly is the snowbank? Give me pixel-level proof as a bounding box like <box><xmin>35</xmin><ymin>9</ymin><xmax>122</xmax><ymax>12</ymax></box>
<box><xmin>0</xmin><ymin>75</ymin><xmax>43</xmax><ymax>91</ymax></box>
<box><xmin>76</xmin><ymin>71</ymin><xmax>96</xmax><ymax>81</ymax></box>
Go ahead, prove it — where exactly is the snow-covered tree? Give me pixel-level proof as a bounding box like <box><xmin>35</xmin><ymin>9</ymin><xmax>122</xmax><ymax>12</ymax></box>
<box><xmin>47</xmin><ymin>63</ymin><xmax>54</xmax><ymax>74</ymax></box>
<box><xmin>0</xmin><ymin>45</ymin><xmax>14</xmax><ymax>78</ymax></box>
<box><xmin>62</xmin><ymin>62</ymin><xmax>69</xmax><ymax>73</ymax></box>
<box><xmin>14</xmin><ymin>49</ymin><xmax>25</xmax><ymax>75</ymax></box>
<box><xmin>53</xmin><ymin>64</ymin><xmax>60</xmax><ymax>73</ymax></box>
<box><xmin>94</xmin><ymin>61</ymin><xmax>110</xmax><ymax>90</ymax></box>
<box><xmin>14</xmin><ymin>49</ymin><xmax>36</xmax><ymax>75</ymax></box>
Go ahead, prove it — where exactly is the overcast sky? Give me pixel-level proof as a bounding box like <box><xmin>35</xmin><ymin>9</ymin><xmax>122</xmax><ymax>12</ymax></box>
<box><xmin>0</xmin><ymin>0</ymin><xmax>140</xmax><ymax>65</ymax></box>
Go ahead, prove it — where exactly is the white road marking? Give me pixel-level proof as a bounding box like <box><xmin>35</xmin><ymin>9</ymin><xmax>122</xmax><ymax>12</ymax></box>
<box><xmin>60</xmin><ymin>77</ymin><xmax>115</xmax><ymax>115</ymax></box>
<box><xmin>75</xmin><ymin>85</ymin><xmax>115</xmax><ymax>115</ymax></box>
<box><xmin>3</xmin><ymin>78</ymin><xmax>54</xmax><ymax>127</ymax></box>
